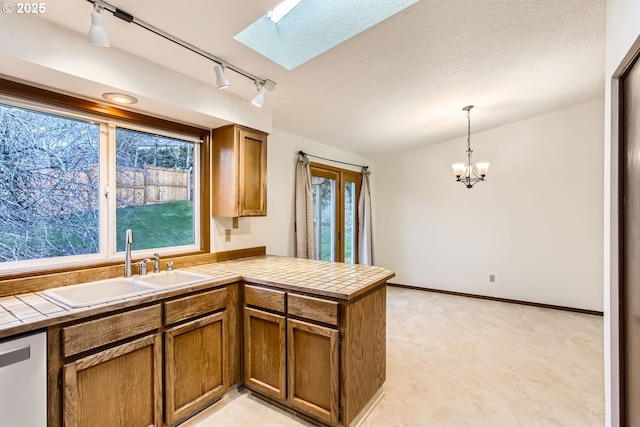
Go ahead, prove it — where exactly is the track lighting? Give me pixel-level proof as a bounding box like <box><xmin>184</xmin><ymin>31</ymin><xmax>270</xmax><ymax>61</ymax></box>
<box><xmin>214</xmin><ymin>65</ymin><xmax>230</xmax><ymax>89</ymax></box>
<box><xmin>251</xmin><ymin>82</ymin><xmax>266</xmax><ymax>108</ymax></box>
<box><xmin>85</xmin><ymin>0</ymin><xmax>276</xmax><ymax>106</ymax></box>
<box><xmin>88</xmin><ymin>3</ymin><xmax>110</xmax><ymax>47</ymax></box>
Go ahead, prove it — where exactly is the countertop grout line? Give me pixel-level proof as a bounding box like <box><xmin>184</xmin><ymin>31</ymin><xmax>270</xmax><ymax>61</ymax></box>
<box><xmin>0</xmin><ymin>255</ymin><xmax>394</xmax><ymax>339</ymax></box>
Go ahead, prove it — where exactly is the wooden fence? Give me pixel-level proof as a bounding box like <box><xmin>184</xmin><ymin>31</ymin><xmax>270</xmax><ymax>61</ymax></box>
<box><xmin>116</xmin><ymin>165</ymin><xmax>191</xmax><ymax>207</ymax></box>
<box><xmin>22</xmin><ymin>165</ymin><xmax>190</xmax><ymax>214</ymax></box>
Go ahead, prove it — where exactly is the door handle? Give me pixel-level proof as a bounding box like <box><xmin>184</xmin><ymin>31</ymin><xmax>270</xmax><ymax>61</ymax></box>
<box><xmin>0</xmin><ymin>346</ymin><xmax>30</xmax><ymax>368</ymax></box>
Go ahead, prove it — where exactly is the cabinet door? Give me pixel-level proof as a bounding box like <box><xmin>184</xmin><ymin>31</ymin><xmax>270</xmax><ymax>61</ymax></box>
<box><xmin>287</xmin><ymin>318</ymin><xmax>339</xmax><ymax>425</ymax></box>
<box><xmin>63</xmin><ymin>334</ymin><xmax>162</xmax><ymax>427</ymax></box>
<box><xmin>243</xmin><ymin>307</ymin><xmax>286</xmax><ymax>400</ymax></box>
<box><xmin>164</xmin><ymin>311</ymin><xmax>229</xmax><ymax>425</ymax></box>
<box><xmin>238</xmin><ymin>127</ymin><xmax>267</xmax><ymax>216</ymax></box>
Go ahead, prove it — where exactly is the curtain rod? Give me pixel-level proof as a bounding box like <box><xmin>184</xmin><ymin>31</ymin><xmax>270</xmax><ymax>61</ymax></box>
<box><xmin>298</xmin><ymin>151</ymin><xmax>368</xmax><ymax>170</ymax></box>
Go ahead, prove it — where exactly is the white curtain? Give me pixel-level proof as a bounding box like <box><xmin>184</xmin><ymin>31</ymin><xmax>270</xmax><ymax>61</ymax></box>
<box><xmin>295</xmin><ymin>154</ymin><xmax>316</xmax><ymax>259</ymax></box>
<box><xmin>358</xmin><ymin>168</ymin><xmax>374</xmax><ymax>265</ymax></box>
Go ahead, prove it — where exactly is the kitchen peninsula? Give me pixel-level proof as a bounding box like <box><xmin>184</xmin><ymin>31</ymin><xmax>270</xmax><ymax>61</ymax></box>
<box><xmin>0</xmin><ymin>253</ymin><xmax>394</xmax><ymax>427</ymax></box>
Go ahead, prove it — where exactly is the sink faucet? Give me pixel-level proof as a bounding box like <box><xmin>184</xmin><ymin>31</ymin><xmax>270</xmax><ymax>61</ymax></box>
<box><xmin>124</xmin><ymin>229</ymin><xmax>133</xmax><ymax>278</ymax></box>
<box><xmin>153</xmin><ymin>253</ymin><xmax>160</xmax><ymax>273</ymax></box>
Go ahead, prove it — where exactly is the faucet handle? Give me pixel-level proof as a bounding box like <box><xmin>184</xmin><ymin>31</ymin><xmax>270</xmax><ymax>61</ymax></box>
<box><xmin>153</xmin><ymin>253</ymin><xmax>160</xmax><ymax>273</ymax></box>
<box><xmin>166</xmin><ymin>261</ymin><xmax>174</xmax><ymax>271</ymax></box>
<box><xmin>139</xmin><ymin>258</ymin><xmax>151</xmax><ymax>275</ymax></box>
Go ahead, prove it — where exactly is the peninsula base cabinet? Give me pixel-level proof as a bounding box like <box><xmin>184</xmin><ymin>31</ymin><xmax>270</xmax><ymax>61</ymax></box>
<box><xmin>243</xmin><ymin>307</ymin><xmax>286</xmax><ymax>400</ymax></box>
<box><xmin>58</xmin><ymin>305</ymin><xmax>164</xmax><ymax>427</ymax></box>
<box><xmin>165</xmin><ymin>313</ymin><xmax>228</xmax><ymax>424</ymax></box>
<box><xmin>287</xmin><ymin>318</ymin><xmax>340</xmax><ymax>425</ymax></box>
<box><xmin>243</xmin><ymin>283</ymin><xmax>386</xmax><ymax>427</ymax></box>
<box><xmin>47</xmin><ymin>284</ymin><xmax>241</xmax><ymax>427</ymax></box>
<box><xmin>63</xmin><ymin>334</ymin><xmax>163</xmax><ymax>427</ymax></box>
<box><xmin>45</xmin><ymin>280</ymin><xmax>386</xmax><ymax>427</ymax></box>
<box><xmin>163</xmin><ymin>287</ymin><xmax>234</xmax><ymax>426</ymax></box>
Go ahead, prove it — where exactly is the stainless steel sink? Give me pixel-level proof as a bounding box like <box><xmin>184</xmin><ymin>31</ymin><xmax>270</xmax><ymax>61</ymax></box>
<box><xmin>43</xmin><ymin>277</ymin><xmax>158</xmax><ymax>308</ymax></box>
<box><xmin>137</xmin><ymin>270</ymin><xmax>212</xmax><ymax>287</ymax></box>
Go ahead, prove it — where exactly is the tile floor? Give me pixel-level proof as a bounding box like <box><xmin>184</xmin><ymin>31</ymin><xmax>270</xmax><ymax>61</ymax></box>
<box><xmin>181</xmin><ymin>287</ymin><xmax>604</xmax><ymax>427</ymax></box>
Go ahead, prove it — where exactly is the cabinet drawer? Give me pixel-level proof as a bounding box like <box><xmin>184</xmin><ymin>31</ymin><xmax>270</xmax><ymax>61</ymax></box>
<box><xmin>165</xmin><ymin>287</ymin><xmax>228</xmax><ymax>326</ymax></box>
<box><xmin>62</xmin><ymin>305</ymin><xmax>161</xmax><ymax>357</ymax></box>
<box><xmin>288</xmin><ymin>294</ymin><xmax>338</xmax><ymax>326</ymax></box>
<box><xmin>244</xmin><ymin>284</ymin><xmax>285</xmax><ymax>313</ymax></box>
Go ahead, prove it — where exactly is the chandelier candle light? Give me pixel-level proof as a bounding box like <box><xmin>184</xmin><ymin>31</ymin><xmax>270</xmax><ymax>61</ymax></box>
<box><xmin>451</xmin><ymin>105</ymin><xmax>490</xmax><ymax>189</ymax></box>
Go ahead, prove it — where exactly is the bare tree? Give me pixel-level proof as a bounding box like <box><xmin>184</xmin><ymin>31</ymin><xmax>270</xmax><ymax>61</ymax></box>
<box><xmin>0</xmin><ymin>104</ymin><xmax>99</xmax><ymax>261</ymax></box>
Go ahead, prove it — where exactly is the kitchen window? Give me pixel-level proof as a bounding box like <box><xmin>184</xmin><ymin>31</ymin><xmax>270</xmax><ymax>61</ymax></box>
<box><xmin>114</xmin><ymin>126</ymin><xmax>199</xmax><ymax>252</ymax></box>
<box><xmin>0</xmin><ymin>88</ymin><xmax>208</xmax><ymax>274</ymax></box>
<box><xmin>310</xmin><ymin>163</ymin><xmax>361</xmax><ymax>263</ymax></box>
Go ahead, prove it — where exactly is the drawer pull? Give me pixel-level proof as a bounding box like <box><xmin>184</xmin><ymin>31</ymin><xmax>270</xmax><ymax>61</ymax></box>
<box><xmin>0</xmin><ymin>346</ymin><xmax>30</xmax><ymax>368</ymax></box>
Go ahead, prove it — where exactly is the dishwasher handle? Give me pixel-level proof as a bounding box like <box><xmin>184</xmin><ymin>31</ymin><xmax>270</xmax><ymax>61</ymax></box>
<box><xmin>0</xmin><ymin>346</ymin><xmax>30</xmax><ymax>368</ymax></box>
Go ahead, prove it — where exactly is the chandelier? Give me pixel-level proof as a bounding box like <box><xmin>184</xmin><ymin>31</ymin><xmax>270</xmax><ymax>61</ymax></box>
<box><xmin>451</xmin><ymin>105</ymin><xmax>490</xmax><ymax>189</ymax></box>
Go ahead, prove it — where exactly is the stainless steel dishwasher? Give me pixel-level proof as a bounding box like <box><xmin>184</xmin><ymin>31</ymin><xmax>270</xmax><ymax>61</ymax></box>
<box><xmin>0</xmin><ymin>331</ymin><xmax>47</xmax><ymax>427</ymax></box>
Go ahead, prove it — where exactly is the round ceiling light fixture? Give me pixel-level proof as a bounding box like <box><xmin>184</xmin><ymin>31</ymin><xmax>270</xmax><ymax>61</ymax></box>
<box><xmin>102</xmin><ymin>92</ymin><xmax>139</xmax><ymax>105</ymax></box>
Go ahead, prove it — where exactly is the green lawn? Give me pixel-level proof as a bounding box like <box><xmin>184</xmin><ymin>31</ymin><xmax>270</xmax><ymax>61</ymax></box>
<box><xmin>319</xmin><ymin>226</ymin><xmax>354</xmax><ymax>262</ymax></box>
<box><xmin>116</xmin><ymin>201</ymin><xmax>194</xmax><ymax>251</ymax></box>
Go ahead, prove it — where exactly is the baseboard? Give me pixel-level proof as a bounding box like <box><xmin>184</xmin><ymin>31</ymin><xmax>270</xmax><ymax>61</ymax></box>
<box><xmin>387</xmin><ymin>282</ymin><xmax>603</xmax><ymax>316</ymax></box>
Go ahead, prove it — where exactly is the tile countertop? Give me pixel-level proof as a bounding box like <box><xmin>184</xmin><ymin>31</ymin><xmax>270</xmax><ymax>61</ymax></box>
<box><xmin>0</xmin><ymin>255</ymin><xmax>395</xmax><ymax>340</ymax></box>
<box><xmin>184</xmin><ymin>255</ymin><xmax>395</xmax><ymax>300</ymax></box>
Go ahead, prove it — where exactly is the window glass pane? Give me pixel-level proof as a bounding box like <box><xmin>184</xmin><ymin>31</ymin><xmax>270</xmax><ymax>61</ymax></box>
<box><xmin>0</xmin><ymin>103</ymin><xmax>100</xmax><ymax>262</ymax></box>
<box><xmin>344</xmin><ymin>181</ymin><xmax>356</xmax><ymax>264</ymax></box>
<box><xmin>312</xmin><ymin>176</ymin><xmax>335</xmax><ymax>261</ymax></box>
<box><xmin>115</xmin><ymin>127</ymin><xmax>195</xmax><ymax>251</ymax></box>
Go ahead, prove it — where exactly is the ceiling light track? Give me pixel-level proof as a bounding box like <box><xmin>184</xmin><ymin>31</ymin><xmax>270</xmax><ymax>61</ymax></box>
<box><xmin>86</xmin><ymin>0</ymin><xmax>276</xmax><ymax>102</ymax></box>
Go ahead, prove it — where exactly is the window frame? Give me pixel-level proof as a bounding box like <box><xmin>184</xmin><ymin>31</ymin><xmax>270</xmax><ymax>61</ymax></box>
<box><xmin>109</xmin><ymin>122</ymin><xmax>203</xmax><ymax>259</ymax></box>
<box><xmin>0</xmin><ymin>78</ymin><xmax>211</xmax><ymax>276</ymax></box>
<box><xmin>310</xmin><ymin>162</ymin><xmax>362</xmax><ymax>264</ymax></box>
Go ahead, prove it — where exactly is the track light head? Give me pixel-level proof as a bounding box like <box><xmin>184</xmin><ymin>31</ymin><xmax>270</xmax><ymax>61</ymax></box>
<box><xmin>89</xmin><ymin>3</ymin><xmax>110</xmax><ymax>47</ymax></box>
<box><xmin>251</xmin><ymin>82</ymin><xmax>266</xmax><ymax>108</ymax></box>
<box><xmin>214</xmin><ymin>65</ymin><xmax>230</xmax><ymax>89</ymax></box>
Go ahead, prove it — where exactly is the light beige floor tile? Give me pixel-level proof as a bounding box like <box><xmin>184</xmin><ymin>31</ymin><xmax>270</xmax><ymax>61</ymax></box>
<box><xmin>180</xmin><ymin>287</ymin><xmax>604</xmax><ymax>427</ymax></box>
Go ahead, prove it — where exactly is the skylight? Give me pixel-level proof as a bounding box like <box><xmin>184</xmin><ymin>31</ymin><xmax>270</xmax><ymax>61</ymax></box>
<box><xmin>235</xmin><ymin>0</ymin><xmax>420</xmax><ymax>70</ymax></box>
<box><xmin>267</xmin><ymin>0</ymin><xmax>303</xmax><ymax>24</ymax></box>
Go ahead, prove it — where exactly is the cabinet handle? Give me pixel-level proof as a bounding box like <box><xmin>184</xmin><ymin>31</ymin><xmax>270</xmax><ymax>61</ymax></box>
<box><xmin>0</xmin><ymin>345</ymin><xmax>30</xmax><ymax>368</ymax></box>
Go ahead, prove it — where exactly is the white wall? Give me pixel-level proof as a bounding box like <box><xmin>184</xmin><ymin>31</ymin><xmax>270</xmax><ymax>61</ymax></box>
<box><xmin>604</xmin><ymin>1</ymin><xmax>640</xmax><ymax>425</ymax></box>
<box><xmin>376</xmin><ymin>99</ymin><xmax>604</xmax><ymax>311</ymax></box>
<box><xmin>211</xmin><ymin>128</ymin><xmax>375</xmax><ymax>256</ymax></box>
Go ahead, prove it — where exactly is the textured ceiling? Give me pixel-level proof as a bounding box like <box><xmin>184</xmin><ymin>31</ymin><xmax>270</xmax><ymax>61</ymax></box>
<box><xmin>37</xmin><ymin>0</ymin><xmax>605</xmax><ymax>158</ymax></box>
<box><xmin>234</xmin><ymin>0</ymin><xmax>419</xmax><ymax>70</ymax></box>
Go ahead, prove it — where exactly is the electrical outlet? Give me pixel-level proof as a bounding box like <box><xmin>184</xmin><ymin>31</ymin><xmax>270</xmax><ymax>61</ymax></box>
<box><xmin>489</xmin><ymin>274</ymin><xmax>496</xmax><ymax>283</ymax></box>
<box><xmin>225</xmin><ymin>229</ymin><xmax>231</xmax><ymax>242</ymax></box>
<box><xmin>232</xmin><ymin>217</ymin><xmax>239</xmax><ymax>229</ymax></box>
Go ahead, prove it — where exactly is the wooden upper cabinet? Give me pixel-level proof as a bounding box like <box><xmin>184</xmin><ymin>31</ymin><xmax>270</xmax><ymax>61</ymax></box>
<box><xmin>213</xmin><ymin>125</ymin><xmax>267</xmax><ymax>217</ymax></box>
